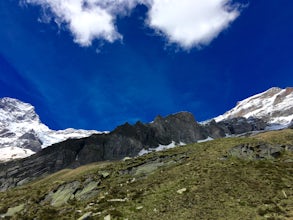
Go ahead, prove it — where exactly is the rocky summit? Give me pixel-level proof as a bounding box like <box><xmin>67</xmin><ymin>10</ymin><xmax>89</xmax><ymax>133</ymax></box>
<box><xmin>215</xmin><ymin>87</ymin><xmax>293</xmax><ymax>128</ymax></box>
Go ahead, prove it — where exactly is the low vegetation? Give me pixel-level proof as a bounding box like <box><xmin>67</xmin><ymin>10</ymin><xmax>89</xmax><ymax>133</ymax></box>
<box><xmin>0</xmin><ymin>129</ymin><xmax>292</xmax><ymax>219</ymax></box>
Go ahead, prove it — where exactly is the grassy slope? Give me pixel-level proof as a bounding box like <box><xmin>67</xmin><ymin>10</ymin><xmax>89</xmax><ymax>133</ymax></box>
<box><xmin>0</xmin><ymin>129</ymin><xmax>292</xmax><ymax>220</ymax></box>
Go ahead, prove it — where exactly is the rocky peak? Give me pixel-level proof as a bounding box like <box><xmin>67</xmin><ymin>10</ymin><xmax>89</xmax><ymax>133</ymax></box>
<box><xmin>150</xmin><ymin>112</ymin><xmax>206</xmax><ymax>144</ymax></box>
<box><xmin>215</xmin><ymin>87</ymin><xmax>293</xmax><ymax>128</ymax></box>
<box><xmin>0</xmin><ymin>97</ymin><xmax>100</xmax><ymax>162</ymax></box>
<box><xmin>153</xmin><ymin>112</ymin><xmax>196</xmax><ymax>124</ymax></box>
<box><xmin>112</xmin><ymin>112</ymin><xmax>205</xmax><ymax>146</ymax></box>
<box><xmin>0</xmin><ymin>97</ymin><xmax>39</xmax><ymax>124</ymax></box>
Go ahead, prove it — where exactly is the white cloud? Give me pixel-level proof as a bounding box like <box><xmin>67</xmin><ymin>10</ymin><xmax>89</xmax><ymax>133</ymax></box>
<box><xmin>23</xmin><ymin>0</ymin><xmax>137</xmax><ymax>46</ymax></box>
<box><xmin>22</xmin><ymin>0</ymin><xmax>241</xmax><ymax>49</ymax></box>
<box><xmin>146</xmin><ymin>0</ymin><xmax>240</xmax><ymax>49</ymax></box>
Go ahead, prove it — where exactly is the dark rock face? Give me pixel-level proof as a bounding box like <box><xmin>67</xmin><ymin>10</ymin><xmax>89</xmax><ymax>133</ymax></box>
<box><xmin>150</xmin><ymin>112</ymin><xmax>207</xmax><ymax>144</ymax></box>
<box><xmin>0</xmin><ymin>112</ymin><xmax>268</xmax><ymax>191</ymax></box>
<box><xmin>217</xmin><ymin>117</ymin><xmax>267</xmax><ymax>135</ymax></box>
<box><xmin>203</xmin><ymin>120</ymin><xmax>227</xmax><ymax>138</ymax></box>
<box><xmin>19</xmin><ymin>131</ymin><xmax>42</xmax><ymax>152</ymax></box>
<box><xmin>0</xmin><ymin>129</ymin><xmax>15</xmax><ymax>138</ymax></box>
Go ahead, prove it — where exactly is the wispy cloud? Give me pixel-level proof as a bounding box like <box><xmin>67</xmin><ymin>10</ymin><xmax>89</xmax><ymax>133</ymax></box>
<box><xmin>22</xmin><ymin>0</ymin><xmax>241</xmax><ymax>49</ymax></box>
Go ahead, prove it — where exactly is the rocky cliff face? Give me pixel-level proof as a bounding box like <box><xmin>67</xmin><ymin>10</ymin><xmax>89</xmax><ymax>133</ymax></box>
<box><xmin>0</xmin><ymin>112</ymin><xmax>268</xmax><ymax>191</ymax></box>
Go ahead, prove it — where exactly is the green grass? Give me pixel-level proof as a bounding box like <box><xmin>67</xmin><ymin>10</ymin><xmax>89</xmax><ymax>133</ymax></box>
<box><xmin>0</xmin><ymin>129</ymin><xmax>292</xmax><ymax>219</ymax></box>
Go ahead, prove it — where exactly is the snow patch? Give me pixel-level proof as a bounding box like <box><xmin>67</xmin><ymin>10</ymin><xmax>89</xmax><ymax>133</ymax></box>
<box><xmin>197</xmin><ymin>136</ymin><xmax>214</xmax><ymax>143</ymax></box>
<box><xmin>138</xmin><ymin>141</ymin><xmax>186</xmax><ymax>156</ymax></box>
<box><xmin>0</xmin><ymin>147</ymin><xmax>35</xmax><ymax>162</ymax></box>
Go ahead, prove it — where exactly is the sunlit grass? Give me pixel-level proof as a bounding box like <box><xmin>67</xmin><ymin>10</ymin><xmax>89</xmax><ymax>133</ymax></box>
<box><xmin>0</xmin><ymin>129</ymin><xmax>292</xmax><ymax>219</ymax></box>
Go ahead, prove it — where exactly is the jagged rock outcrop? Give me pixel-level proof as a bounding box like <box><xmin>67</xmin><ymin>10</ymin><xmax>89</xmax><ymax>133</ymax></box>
<box><xmin>217</xmin><ymin>117</ymin><xmax>267</xmax><ymax>135</ymax></box>
<box><xmin>150</xmin><ymin>113</ymin><xmax>207</xmax><ymax>143</ymax></box>
<box><xmin>0</xmin><ymin>112</ymin><xmax>268</xmax><ymax>191</ymax></box>
<box><xmin>18</xmin><ymin>131</ymin><xmax>43</xmax><ymax>152</ymax></box>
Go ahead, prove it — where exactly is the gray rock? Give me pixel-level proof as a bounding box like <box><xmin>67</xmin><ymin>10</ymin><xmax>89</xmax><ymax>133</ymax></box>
<box><xmin>3</xmin><ymin>204</ymin><xmax>24</xmax><ymax>217</ymax></box>
<box><xmin>217</xmin><ymin>117</ymin><xmax>267</xmax><ymax>135</ymax></box>
<box><xmin>44</xmin><ymin>181</ymin><xmax>81</xmax><ymax>207</ymax></box>
<box><xmin>18</xmin><ymin>131</ymin><xmax>43</xmax><ymax>152</ymax></box>
<box><xmin>228</xmin><ymin>143</ymin><xmax>286</xmax><ymax>159</ymax></box>
<box><xmin>202</xmin><ymin>120</ymin><xmax>227</xmax><ymax>138</ymax></box>
<box><xmin>74</xmin><ymin>181</ymin><xmax>99</xmax><ymax>201</ymax></box>
<box><xmin>78</xmin><ymin>212</ymin><xmax>92</xmax><ymax>220</ymax></box>
<box><xmin>0</xmin><ymin>129</ymin><xmax>15</xmax><ymax>138</ymax></box>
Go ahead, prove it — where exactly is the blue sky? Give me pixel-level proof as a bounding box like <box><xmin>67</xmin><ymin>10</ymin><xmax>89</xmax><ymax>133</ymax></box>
<box><xmin>0</xmin><ymin>0</ymin><xmax>292</xmax><ymax>131</ymax></box>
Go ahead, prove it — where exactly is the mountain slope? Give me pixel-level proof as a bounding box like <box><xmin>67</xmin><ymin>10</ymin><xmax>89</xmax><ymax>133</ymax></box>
<box><xmin>215</xmin><ymin>87</ymin><xmax>293</xmax><ymax>128</ymax></box>
<box><xmin>0</xmin><ymin>129</ymin><xmax>292</xmax><ymax>219</ymax></box>
<box><xmin>0</xmin><ymin>97</ymin><xmax>101</xmax><ymax>161</ymax></box>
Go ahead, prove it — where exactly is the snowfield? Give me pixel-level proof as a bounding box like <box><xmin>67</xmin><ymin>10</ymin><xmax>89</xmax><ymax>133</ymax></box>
<box><xmin>214</xmin><ymin>87</ymin><xmax>293</xmax><ymax>127</ymax></box>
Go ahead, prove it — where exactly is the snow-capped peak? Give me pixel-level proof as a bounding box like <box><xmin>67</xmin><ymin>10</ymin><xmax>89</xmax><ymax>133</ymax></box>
<box><xmin>0</xmin><ymin>97</ymin><xmax>102</xmax><ymax>161</ymax></box>
<box><xmin>214</xmin><ymin>87</ymin><xmax>293</xmax><ymax>128</ymax></box>
<box><xmin>0</xmin><ymin>97</ymin><xmax>41</xmax><ymax>124</ymax></box>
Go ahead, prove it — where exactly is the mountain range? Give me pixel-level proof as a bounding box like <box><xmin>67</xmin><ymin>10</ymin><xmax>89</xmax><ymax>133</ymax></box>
<box><xmin>1</xmin><ymin>87</ymin><xmax>292</xmax><ymax>162</ymax></box>
<box><xmin>0</xmin><ymin>87</ymin><xmax>292</xmax><ymax>219</ymax></box>
<box><xmin>0</xmin><ymin>87</ymin><xmax>292</xmax><ymax>191</ymax></box>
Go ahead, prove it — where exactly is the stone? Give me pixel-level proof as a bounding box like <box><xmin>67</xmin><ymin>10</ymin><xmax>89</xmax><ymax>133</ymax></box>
<box><xmin>3</xmin><ymin>204</ymin><xmax>24</xmax><ymax>217</ymax></box>
<box><xmin>74</xmin><ymin>181</ymin><xmax>99</xmax><ymax>201</ymax></box>
<box><xmin>134</xmin><ymin>161</ymin><xmax>164</xmax><ymax>176</ymax></box>
<box><xmin>44</xmin><ymin>181</ymin><xmax>80</xmax><ymax>207</ymax></box>
<box><xmin>177</xmin><ymin>188</ymin><xmax>187</xmax><ymax>194</ymax></box>
<box><xmin>107</xmin><ymin>198</ymin><xmax>128</xmax><ymax>202</ymax></box>
<box><xmin>78</xmin><ymin>212</ymin><xmax>92</xmax><ymax>220</ymax></box>
<box><xmin>104</xmin><ymin>214</ymin><xmax>111</xmax><ymax>220</ymax></box>
<box><xmin>100</xmin><ymin>171</ymin><xmax>110</xmax><ymax>178</ymax></box>
<box><xmin>228</xmin><ymin>143</ymin><xmax>286</xmax><ymax>159</ymax></box>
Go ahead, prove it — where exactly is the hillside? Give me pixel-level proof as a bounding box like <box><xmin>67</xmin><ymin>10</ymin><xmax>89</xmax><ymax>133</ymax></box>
<box><xmin>1</xmin><ymin>129</ymin><xmax>292</xmax><ymax>219</ymax></box>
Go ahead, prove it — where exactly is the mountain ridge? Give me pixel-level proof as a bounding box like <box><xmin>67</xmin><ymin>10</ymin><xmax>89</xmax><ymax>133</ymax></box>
<box><xmin>0</xmin><ymin>87</ymin><xmax>292</xmax><ymax>190</ymax></box>
<box><xmin>215</xmin><ymin>87</ymin><xmax>293</xmax><ymax>128</ymax></box>
<box><xmin>0</xmin><ymin>97</ymin><xmax>102</xmax><ymax>161</ymax></box>
<box><xmin>0</xmin><ymin>112</ymin><xmax>268</xmax><ymax>191</ymax></box>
